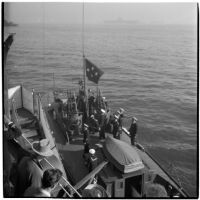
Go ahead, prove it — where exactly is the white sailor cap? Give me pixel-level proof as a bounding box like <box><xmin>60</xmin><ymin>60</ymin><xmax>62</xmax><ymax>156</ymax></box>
<box><xmin>89</xmin><ymin>149</ymin><xmax>96</xmax><ymax>155</ymax></box>
<box><xmin>119</xmin><ymin>108</ymin><xmax>125</xmax><ymax>113</ymax></box>
<box><xmin>90</xmin><ymin>115</ymin><xmax>94</xmax><ymax>118</ymax></box>
<box><xmin>84</xmin><ymin>124</ymin><xmax>89</xmax><ymax>128</ymax></box>
<box><xmin>102</xmin><ymin>97</ymin><xmax>106</xmax><ymax>100</ymax></box>
<box><xmin>114</xmin><ymin>115</ymin><xmax>119</xmax><ymax>119</ymax></box>
<box><xmin>132</xmin><ymin>117</ymin><xmax>138</xmax><ymax>121</ymax></box>
<box><xmin>101</xmin><ymin>109</ymin><xmax>106</xmax><ymax>114</ymax></box>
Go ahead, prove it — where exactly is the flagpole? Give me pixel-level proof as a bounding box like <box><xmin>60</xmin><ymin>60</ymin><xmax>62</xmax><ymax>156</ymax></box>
<box><xmin>82</xmin><ymin>1</ymin><xmax>88</xmax><ymax>118</ymax></box>
<box><xmin>96</xmin><ymin>84</ymin><xmax>99</xmax><ymax>109</ymax></box>
<box><xmin>82</xmin><ymin>2</ymin><xmax>86</xmax><ymax>96</ymax></box>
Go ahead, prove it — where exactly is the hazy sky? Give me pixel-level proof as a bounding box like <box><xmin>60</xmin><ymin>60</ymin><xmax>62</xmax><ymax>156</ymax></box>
<box><xmin>4</xmin><ymin>2</ymin><xmax>197</xmax><ymax>25</ymax></box>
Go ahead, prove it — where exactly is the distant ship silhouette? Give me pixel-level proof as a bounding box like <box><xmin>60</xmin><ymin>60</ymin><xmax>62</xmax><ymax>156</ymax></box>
<box><xmin>4</xmin><ymin>19</ymin><xmax>18</xmax><ymax>27</ymax></box>
<box><xmin>104</xmin><ymin>18</ymin><xmax>140</xmax><ymax>25</ymax></box>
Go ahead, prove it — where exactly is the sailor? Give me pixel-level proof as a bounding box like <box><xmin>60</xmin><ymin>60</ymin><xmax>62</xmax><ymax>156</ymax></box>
<box><xmin>105</xmin><ymin>108</ymin><xmax>112</xmax><ymax>132</ymax></box>
<box><xmin>15</xmin><ymin>139</ymin><xmax>54</xmax><ymax>197</ymax></box>
<box><xmin>88</xmin><ymin>149</ymin><xmax>98</xmax><ymax>172</ymax></box>
<box><xmin>89</xmin><ymin>115</ymin><xmax>100</xmax><ymax>134</ymax></box>
<box><xmin>83</xmin><ymin>124</ymin><xmax>89</xmax><ymax>144</ymax></box>
<box><xmin>102</xmin><ymin>96</ymin><xmax>108</xmax><ymax>108</ymax></box>
<box><xmin>82</xmin><ymin>142</ymin><xmax>90</xmax><ymax>165</ymax></box>
<box><xmin>105</xmin><ymin>108</ymin><xmax>111</xmax><ymax>123</ymax></box>
<box><xmin>118</xmin><ymin>113</ymin><xmax>124</xmax><ymax>127</ymax></box>
<box><xmin>116</xmin><ymin>110</ymin><xmax>121</xmax><ymax>117</ymax></box>
<box><xmin>119</xmin><ymin>108</ymin><xmax>125</xmax><ymax>114</ymax></box>
<box><xmin>24</xmin><ymin>168</ymin><xmax>63</xmax><ymax>197</ymax></box>
<box><xmin>99</xmin><ymin>109</ymin><xmax>106</xmax><ymax>140</ymax></box>
<box><xmin>118</xmin><ymin>108</ymin><xmax>124</xmax><ymax>138</ymax></box>
<box><xmin>4</xmin><ymin>114</ymin><xmax>22</xmax><ymax>139</ymax></box>
<box><xmin>112</xmin><ymin>115</ymin><xmax>119</xmax><ymax>139</ymax></box>
<box><xmin>3</xmin><ymin>115</ymin><xmax>22</xmax><ymax>197</ymax></box>
<box><xmin>129</xmin><ymin>117</ymin><xmax>138</xmax><ymax>145</ymax></box>
<box><xmin>88</xmin><ymin>90</ymin><xmax>95</xmax><ymax>116</ymax></box>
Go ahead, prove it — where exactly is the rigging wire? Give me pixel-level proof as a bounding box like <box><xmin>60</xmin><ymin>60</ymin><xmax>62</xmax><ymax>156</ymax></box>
<box><xmin>82</xmin><ymin>1</ymin><xmax>85</xmax><ymax>57</ymax></box>
<box><xmin>82</xmin><ymin>1</ymin><xmax>86</xmax><ymax>96</ymax></box>
<box><xmin>42</xmin><ymin>3</ymin><xmax>45</xmax><ymax>96</ymax></box>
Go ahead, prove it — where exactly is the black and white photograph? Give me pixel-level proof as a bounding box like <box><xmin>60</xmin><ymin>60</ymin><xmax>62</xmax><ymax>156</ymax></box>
<box><xmin>3</xmin><ymin>2</ymin><xmax>198</xmax><ymax>198</ymax></box>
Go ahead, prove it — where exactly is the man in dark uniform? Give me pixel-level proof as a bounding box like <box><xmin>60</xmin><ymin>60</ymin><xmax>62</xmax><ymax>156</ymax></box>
<box><xmin>99</xmin><ymin>109</ymin><xmax>106</xmax><ymax>140</ymax></box>
<box><xmin>88</xmin><ymin>149</ymin><xmax>98</xmax><ymax>172</ymax></box>
<box><xmin>88</xmin><ymin>90</ymin><xmax>95</xmax><ymax>116</ymax></box>
<box><xmin>83</xmin><ymin>124</ymin><xmax>89</xmax><ymax>144</ymax></box>
<box><xmin>112</xmin><ymin>115</ymin><xmax>119</xmax><ymax>139</ymax></box>
<box><xmin>118</xmin><ymin>110</ymin><xmax>125</xmax><ymax>140</ymax></box>
<box><xmin>88</xmin><ymin>115</ymin><xmax>99</xmax><ymax>134</ymax></box>
<box><xmin>3</xmin><ymin>115</ymin><xmax>23</xmax><ymax>197</ymax></box>
<box><xmin>129</xmin><ymin>117</ymin><xmax>138</xmax><ymax>145</ymax></box>
<box><xmin>24</xmin><ymin>168</ymin><xmax>63</xmax><ymax>197</ymax></box>
<box><xmin>16</xmin><ymin>139</ymin><xmax>54</xmax><ymax>197</ymax></box>
<box><xmin>105</xmin><ymin>108</ymin><xmax>111</xmax><ymax>132</ymax></box>
<box><xmin>118</xmin><ymin>113</ymin><xmax>124</xmax><ymax>128</ymax></box>
<box><xmin>82</xmin><ymin>142</ymin><xmax>90</xmax><ymax>165</ymax></box>
<box><xmin>118</xmin><ymin>108</ymin><xmax>124</xmax><ymax>128</ymax></box>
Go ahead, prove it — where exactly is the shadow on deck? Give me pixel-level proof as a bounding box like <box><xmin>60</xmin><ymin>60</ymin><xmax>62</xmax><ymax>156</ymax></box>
<box><xmin>44</xmin><ymin>108</ymin><xmax>108</xmax><ymax>185</ymax></box>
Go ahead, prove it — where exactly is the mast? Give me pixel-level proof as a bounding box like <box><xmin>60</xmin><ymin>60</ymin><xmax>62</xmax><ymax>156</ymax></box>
<box><xmin>53</xmin><ymin>73</ymin><xmax>55</xmax><ymax>99</ymax></box>
<box><xmin>82</xmin><ymin>2</ymin><xmax>86</xmax><ymax>96</ymax></box>
<box><xmin>82</xmin><ymin>2</ymin><xmax>88</xmax><ymax>118</ymax></box>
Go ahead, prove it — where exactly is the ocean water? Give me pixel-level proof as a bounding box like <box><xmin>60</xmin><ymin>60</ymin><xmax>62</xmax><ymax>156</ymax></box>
<box><xmin>4</xmin><ymin>23</ymin><xmax>197</xmax><ymax>196</ymax></box>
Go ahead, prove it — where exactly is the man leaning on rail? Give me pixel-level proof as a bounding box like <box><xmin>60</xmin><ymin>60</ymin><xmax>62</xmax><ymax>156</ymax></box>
<box><xmin>24</xmin><ymin>168</ymin><xmax>63</xmax><ymax>197</ymax></box>
<box><xmin>15</xmin><ymin>139</ymin><xmax>54</xmax><ymax>196</ymax></box>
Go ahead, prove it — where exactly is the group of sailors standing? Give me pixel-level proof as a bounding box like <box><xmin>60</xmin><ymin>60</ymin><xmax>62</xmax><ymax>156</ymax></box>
<box><xmin>51</xmin><ymin>88</ymin><xmax>139</xmax><ymax>179</ymax></box>
<box><xmin>82</xmin><ymin>104</ymin><xmax>138</xmax><ymax>145</ymax></box>
<box><xmin>81</xmin><ymin>100</ymin><xmax>139</xmax><ymax>174</ymax></box>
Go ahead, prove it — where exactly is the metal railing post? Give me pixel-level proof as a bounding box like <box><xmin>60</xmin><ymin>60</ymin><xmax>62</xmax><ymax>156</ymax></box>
<box><xmin>20</xmin><ymin>84</ymin><xmax>23</xmax><ymax>108</ymax></box>
<box><xmin>32</xmin><ymin>89</ymin><xmax>34</xmax><ymax>115</ymax></box>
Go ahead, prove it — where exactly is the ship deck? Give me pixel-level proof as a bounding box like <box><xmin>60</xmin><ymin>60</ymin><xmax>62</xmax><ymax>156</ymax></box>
<box><xmin>44</xmin><ymin>108</ymin><xmax>155</xmax><ymax>183</ymax></box>
<box><xmin>44</xmin><ymin>107</ymin><xmax>183</xmax><ymax>193</ymax></box>
<box><xmin>44</xmin><ymin>107</ymin><xmax>106</xmax><ymax>184</ymax></box>
<box><xmin>11</xmin><ymin>107</ymin><xmax>185</xmax><ymax>196</ymax></box>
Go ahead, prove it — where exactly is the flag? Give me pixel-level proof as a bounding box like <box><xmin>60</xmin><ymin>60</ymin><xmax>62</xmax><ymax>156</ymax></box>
<box><xmin>4</xmin><ymin>34</ymin><xmax>15</xmax><ymax>64</ymax></box>
<box><xmin>85</xmin><ymin>58</ymin><xmax>104</xmax><ymax>84</ymax></box>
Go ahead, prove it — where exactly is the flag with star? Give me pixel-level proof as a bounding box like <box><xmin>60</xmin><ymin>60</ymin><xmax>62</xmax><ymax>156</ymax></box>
<box><xmin>85</xmin><ymin>58</ymin><xmax>104</xmax><ymax>84</ymax></box>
